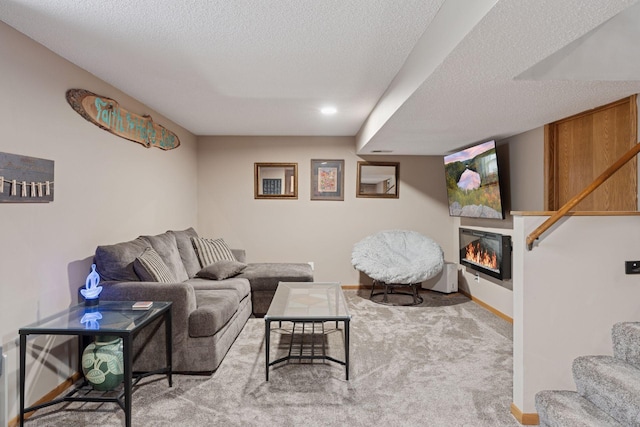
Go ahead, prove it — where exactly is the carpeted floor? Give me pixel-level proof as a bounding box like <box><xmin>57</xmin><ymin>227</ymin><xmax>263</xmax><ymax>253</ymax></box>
<box><xmin>25</xmin><ymin>290</ymin><xmax>520</xmax><ymax>426</ymax></box>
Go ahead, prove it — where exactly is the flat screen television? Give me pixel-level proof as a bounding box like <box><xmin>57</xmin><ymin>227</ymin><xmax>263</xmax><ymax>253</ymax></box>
<box><xmin>443</xmin><ymin>140</ymin><xmax>504</xmax><ymax>219</ymax></box>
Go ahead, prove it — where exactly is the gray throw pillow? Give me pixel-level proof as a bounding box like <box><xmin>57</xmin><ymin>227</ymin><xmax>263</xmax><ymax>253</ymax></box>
<box><xmin>191</xmin><ymin>236</ymin><xmax>236</xmax><ymax>268</ymax></box>
<box><xmin>134</xmin><ymin>247</ymin><xmax>176</xmax><ymax>283</ymax></box>
<box><xmin>169</xmin><ymin>228</ymin><xmax>201</xmax><ymax>278</ymax></box>
<box><xmin>94</xmin><ymin>237</ymin><xmax>149</xmax><ymax>281</ymax></box>
<box><xmin>140</xmin><ymin>231</ymin><xmax>189</xmax><ymax>282</ymax></box>
<box><xmin>196</xmin><ymin>260</ymin><xmax>247</xmax><ymax>280</ymax></box>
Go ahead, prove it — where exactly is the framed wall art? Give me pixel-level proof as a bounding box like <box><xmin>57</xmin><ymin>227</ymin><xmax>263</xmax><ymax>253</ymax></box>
<box><xmin>254</xmin><ymin>163</ymin><xmax>298</xmax><ymax>199</ymax></box>
<box><xmin>356</xmin><ymin>161</ymin><xmax>399</xmax><ymax>199</ymax></box>
<box><xmin>311</xmin><ymin>159</ymin><xmax>344</xmax><ymax>201</ymax></box>
<box><xmin>0</xmin><ymin>152</ymin><xmax>54</xmax><ymax>203</ymax></box>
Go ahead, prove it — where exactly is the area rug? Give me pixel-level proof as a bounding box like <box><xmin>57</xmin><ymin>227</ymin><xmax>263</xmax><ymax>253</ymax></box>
<box><xmin>26</xmin><ymin>291</ymin><xmax>520</xmax><ymax>426</ymax></box>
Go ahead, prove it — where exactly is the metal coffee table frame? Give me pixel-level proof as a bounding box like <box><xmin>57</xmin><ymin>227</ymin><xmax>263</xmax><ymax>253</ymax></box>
<box><xmin>264</xmin><ymin>282</ymin><xmax>351</xmax><ymax>381</ymax></box>
<box><xmin>19</xmin><ymin>301</ymin><xmax>172</xmax><ymax>427</ymax></box>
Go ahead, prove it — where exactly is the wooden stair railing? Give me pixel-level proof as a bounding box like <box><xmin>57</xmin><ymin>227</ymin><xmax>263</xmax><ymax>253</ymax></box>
<box><xmin>526</xmin><ymin>142</ymin><xmax>640</xmax><ymax>250</ymax></box>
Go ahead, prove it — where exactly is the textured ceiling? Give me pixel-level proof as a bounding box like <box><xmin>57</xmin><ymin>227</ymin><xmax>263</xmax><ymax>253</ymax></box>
<box><xmin>360</xmin><ymin>0</ymin><xmax>640</xmax><ymax>154</ymax></box>
<box><xmin>1</xmin><ymin>0</ymin><xmax>640</xmax><ymax>155</ymax></box>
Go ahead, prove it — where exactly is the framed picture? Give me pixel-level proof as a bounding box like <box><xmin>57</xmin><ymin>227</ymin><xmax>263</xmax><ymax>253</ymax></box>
<box><xmin>254</xmin><ymin>163</ymin><xmax>298</xmax><ymax>199</ymax></box>
<box><xmin>311</xmin><ymin>159</ymin><xmax>344</xmax><ymax>201</ymax></box>
<box><xmin>0</xmin><ymin>152</ymin><xmax>55</xmax><ymax>203</ymax></box>
<box><xmin>356</xmin><ymin>161</ymin><xmax>399</xmax><ymax>199</ymax></box>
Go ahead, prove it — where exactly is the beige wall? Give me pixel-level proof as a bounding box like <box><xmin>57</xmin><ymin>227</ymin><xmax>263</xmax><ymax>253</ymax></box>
<box><xmin>513</xmin><ymin>214</ymin><xmax>640</xmax><ymax>413</ymax></box>
<box><xmin>453</xmin><ymin>129</ymin><xmax>546</xmax><ymax>319</ymax></box>
<box><xmin>0</xmin><ymin>21</ymin><xmax>198</xmax><ymax>420</ymax></box>
<box><xmin>507</xmin><ymin>106</ymin><xmax>640</xmax><ymax>415</ymax></box>
<box><xmin>504</xmin><ymin>127</ymin><xmax>545</xmax><ymax>212</ymax></box>
<box><xmin>197</xmin><ymin>136</ymin><xmax>455</xmax><ymax>284</ymax></box>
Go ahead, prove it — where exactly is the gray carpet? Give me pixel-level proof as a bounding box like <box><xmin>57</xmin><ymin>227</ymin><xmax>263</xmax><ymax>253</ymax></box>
<box><xmin>26</xmin><ymin>290</ymin><xmax>520</xmax><ymax>426</ymax></box>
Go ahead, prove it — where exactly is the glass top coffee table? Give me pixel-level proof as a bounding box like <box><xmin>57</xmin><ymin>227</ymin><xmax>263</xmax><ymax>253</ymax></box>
<box><xmin>264</xmin><ymin>282</ymin><xmax>351</xmax><ymax>381</ymax></box>
<box><xmin>19</xmin><ymin>301</ymin><xmax>172</xmax><ymax>427</ymax></box>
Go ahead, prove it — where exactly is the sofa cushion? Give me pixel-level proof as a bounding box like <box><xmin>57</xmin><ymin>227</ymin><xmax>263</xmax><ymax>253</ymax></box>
<box><xmin>191</xmin><ymin>237</ymin><xmax>236</xmax><ymax>268</ymax></box>
<box><xmin>168</xmin><ymin>228</ymin><xmax>201</xmax><ymax>279</ymax></box>
<box><xmin>94</xmin><ymin>237</ymin><xmax>150</xmax><ymax>281</ymax></box>
<box><xmin>185</xmin><ymin>277</ymin><xmax>251</xmax><ymax>301</ymax></box>
<box><xmin>196</xmin><ymin>260</ymin><xmax>247</xmax><ymax>280</ymax></box>
<box><xmin>237</xmin><ymin>263</ymin><xmax>314</xmax><ymax>292</ymax></box>
<box><xmin>141</xmin><ymin>232</ymin><xmax>189</xmax><ymax>282</ymax></box>
<box><xmin>189</xmin><ymin>290</ymin><xmax>239</xmax><ymax>337</ymax></box>
<box><xmin>133</xmin><ymin>247</ymin><xmax>176</xmax><ymax>283</ymax></box>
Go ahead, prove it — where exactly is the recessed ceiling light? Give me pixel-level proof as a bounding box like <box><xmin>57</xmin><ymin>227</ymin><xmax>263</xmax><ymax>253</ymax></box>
<box><xmin>320</xmin><ymin>106</ymin><xmax>337</xmax><ymax>115</ymax></box>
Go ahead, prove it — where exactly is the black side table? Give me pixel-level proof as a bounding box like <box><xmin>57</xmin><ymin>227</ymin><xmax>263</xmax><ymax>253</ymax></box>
<box><xmin>19</xmin><ymin>301</ymin><xmax>172</xmax><ymax>427</ymax></box>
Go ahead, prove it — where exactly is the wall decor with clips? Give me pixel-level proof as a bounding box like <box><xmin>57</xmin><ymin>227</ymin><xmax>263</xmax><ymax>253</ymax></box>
<box><xmin>0</xmin><ymin>152</ymin><xmax>54</xmax><ymax>203</ymax></box>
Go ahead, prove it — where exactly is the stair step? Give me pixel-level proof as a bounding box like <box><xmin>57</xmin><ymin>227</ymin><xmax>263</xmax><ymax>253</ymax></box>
<box><xmin>535</xmin><ymin>390</ymin><xmax>622</xmax><ymax>427</ymax></box>
<box><xmin>573</xmin><ymin>355</ymin><xmax>640</xmax><ymax>426</ymax></box>
<box><xmin>612</xmin><ymin>322</ymin><xmax>640</xmax><ymax>369</ymax></box>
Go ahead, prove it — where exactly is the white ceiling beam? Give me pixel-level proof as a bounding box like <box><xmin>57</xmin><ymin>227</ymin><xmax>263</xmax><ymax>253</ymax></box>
<box><xmin>355</xmin><ymin>0</ymin><xmax>499</xmax><ymax>154</ymax></box>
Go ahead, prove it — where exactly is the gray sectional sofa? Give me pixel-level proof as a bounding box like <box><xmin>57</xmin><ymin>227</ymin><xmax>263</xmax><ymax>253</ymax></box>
<box><xmin>93</xmin><ymin>227</ymin><xmax>312</xmax><ymax>373</ymax></box>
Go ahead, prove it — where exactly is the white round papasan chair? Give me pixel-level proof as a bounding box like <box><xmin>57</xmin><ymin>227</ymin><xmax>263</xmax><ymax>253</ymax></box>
<box><xmin>351</xmin><ymin>230</ymin><xmax>444</xmax><ymax>305</ymax></box>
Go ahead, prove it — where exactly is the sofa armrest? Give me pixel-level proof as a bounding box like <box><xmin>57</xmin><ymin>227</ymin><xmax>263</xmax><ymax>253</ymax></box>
<box><xmin>232</xmin><ymin>249</ymin><xmax>246</xmax><ymax>263</ymax></box>
<box><xmin>100</xmin><ymin>281</ymin><xmax>197</xmax><ymax>335</ymax></box>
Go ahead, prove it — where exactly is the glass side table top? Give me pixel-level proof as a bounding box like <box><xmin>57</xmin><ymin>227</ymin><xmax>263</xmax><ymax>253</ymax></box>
<box><xmin>19</xmin><ymin>301</ymin><xmax>171</xmax><ymax>334</ymax></box>
<box><xmin>265</xmin><ymin>282</ymin><xmax>350</xmax><ymax>320</ymax></box>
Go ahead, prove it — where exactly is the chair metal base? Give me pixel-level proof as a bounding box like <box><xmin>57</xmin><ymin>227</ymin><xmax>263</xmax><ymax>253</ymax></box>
<box><xmin>369</xmin><ymin>280</ymin><xmax>424</xmax><ymax>306</ymax></box>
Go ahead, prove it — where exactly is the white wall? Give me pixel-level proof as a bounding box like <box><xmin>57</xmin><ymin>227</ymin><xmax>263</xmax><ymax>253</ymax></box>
<box><xmin>0</xmin><ymin>21</ymin><xmax>198</xmax><ymax>421</ymax></box>
<box><xmin>197</xmin><ymin>136</ymin><xmax>455</xmax><ymax>284</ymax></box>
<box><xmin>513</xmin><ymin>214</ymin><xmax>640</xmax><ymax>413</ymax></box>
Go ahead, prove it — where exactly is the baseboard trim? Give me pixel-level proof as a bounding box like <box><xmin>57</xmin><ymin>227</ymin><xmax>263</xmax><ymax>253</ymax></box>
<box><xmin>340</xmin><ymin>284</ymin><xmax>364</xmax><ymax>290</ymax></box>
<box><xmin>511</xmin><ymin>402</ymin><xmax>540</xmax><ymax>425</ymax></box>
<box><xmin>8</xmin><ymin>372</ymin><xmax>82</xmax><ymax>427</ymax></box>
<box><xmin>458</xmin><ymin>289</ymin><xmax>513</xmax><ymax>324</ymax></box>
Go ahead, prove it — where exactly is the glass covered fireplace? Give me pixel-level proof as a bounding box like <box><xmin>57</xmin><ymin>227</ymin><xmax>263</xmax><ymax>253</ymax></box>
<box><xmin>459</xmin><ymin>228</ymin><xmax>512</xmax><ymax>280</ymax></box>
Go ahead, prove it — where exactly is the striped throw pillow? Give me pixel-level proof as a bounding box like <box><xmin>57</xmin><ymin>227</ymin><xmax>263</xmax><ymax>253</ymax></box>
<box><xmin>191</xmin><ymin>237</ymin><xmax>236</xmax><ymax>268</ymax></box>
<box><xmin>133</xmin><ymin>247</ymin><xmax>176</xmax><ymax>283</ymax></box>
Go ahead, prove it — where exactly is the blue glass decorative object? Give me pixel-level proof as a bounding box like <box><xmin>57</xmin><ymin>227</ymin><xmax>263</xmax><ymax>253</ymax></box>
<box><xmin>80</xmin><ymin>264</ymin><xmax>102</xmax><ymax>305</ymax></box>
<box><xmin>80</xmin><ymin>311</ymin><xmax>103</xmax><ymax>330</ymax></box>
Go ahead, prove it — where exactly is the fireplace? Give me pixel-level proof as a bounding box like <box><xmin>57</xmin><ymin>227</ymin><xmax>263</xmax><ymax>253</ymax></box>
<box><xmin>459</xmin><ymin>228</ymin><xmax>512</xmax><ymax>280</ymax></box>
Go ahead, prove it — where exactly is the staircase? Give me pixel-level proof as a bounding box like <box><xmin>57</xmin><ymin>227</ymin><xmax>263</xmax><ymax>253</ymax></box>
<box><xmin>535</xmin><ymin>322</ymin><xmax>640</xmax><ymax>426</ymax></box>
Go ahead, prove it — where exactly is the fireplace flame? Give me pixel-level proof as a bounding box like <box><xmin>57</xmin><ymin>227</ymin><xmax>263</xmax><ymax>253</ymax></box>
<box><xmin>464</xmin><ymin>241</ymin><xmax>498</xmax><ymax>270</ymax></box>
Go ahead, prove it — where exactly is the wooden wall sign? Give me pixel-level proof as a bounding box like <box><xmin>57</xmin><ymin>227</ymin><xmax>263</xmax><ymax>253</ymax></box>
<box><xmin>66</xmin><ymin>89</ymin><xmax>180</xmax><ymax>150</ymax></box>
<box><xmin>0</xmin><ymin>152</ymin><xmax>54</xmax><ymax>203</ymax></box>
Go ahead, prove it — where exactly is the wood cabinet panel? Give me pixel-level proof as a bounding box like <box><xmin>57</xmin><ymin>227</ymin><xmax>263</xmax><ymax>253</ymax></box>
<box><xmin>546</xmin><ymin>96</ymin><xmax>637</xmax><ymax>211</ymax></box>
